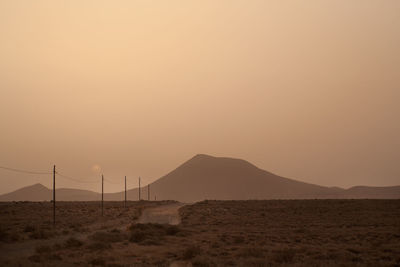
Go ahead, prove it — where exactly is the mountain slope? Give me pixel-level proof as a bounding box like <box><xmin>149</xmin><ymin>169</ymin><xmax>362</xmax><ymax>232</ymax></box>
<box><xmin>109</xmin><ymin>154</ymin><xmax>346</xmax><ymax>202</ymax></box>
<box><xmin>1</xmin><ymin>154</ymin><xmax>399</xmax><ymax>201</ymax></box>
<box><xmin>108</xmin><ymin>154</ymin><xmax>399</xmax><ymax>202</ymax></box>
<box><xmin>0</xmin><ymin>183</ymin><xmax>52</xmax><ymax>201</ymax></box>
<box><xmin>344</xmin><ymin>186</ymin><xmax>400</xmax><ymax>199</ymax></box>
<box><xmin>0</xmin><ymin>184</ymin><xmax>100</xmax><ymax>201</ymax></box>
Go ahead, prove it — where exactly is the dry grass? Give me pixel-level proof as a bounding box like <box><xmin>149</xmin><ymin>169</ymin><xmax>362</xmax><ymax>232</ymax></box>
<box><xmin>90</xmin><ymin>229</ymin><xmax>126</xmax><ymax>243</ymax></box>
<box><xmin>64</xmin><ymin>237</ymin><xmax>83</xmax><ymax>248</ymax></box>
<box><xmin>0</xmin><ymin>199</ymin><xmax>399</xmax><ymax>266</ymax></box>
<box><xmin>0</xmin><ymin>200</ymin><xmax>173</xmax><ymax>266</ymax></box>
<box><xmin>128</xmin><ymin>223</ymin><xmax>181</xmax><ymax>245</ymax></box>
<box><xmin>178</xmin><ymin>200</ymin><xmax>400</xmax><ymax>266</ymax></box>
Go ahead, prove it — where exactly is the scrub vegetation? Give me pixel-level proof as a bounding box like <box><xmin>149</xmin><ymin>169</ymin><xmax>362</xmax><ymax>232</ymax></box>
<box><xmin>0</xmin><ymin>200</ymin><xmax>399</xmax><ymax>266</ymax></box>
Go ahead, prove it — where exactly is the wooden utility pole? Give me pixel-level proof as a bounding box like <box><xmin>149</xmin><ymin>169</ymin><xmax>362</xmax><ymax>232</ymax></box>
<box><xmin>138</xmin><ymin>177</ymin><xmax>141</xmax><ymax>200</ymax></box>
<box><xmin>53</xmin><ymin>165</ymin><xmax>56</xmax><ymax>227</ymax></box>
<box><xmin>101</xmin><ymin>174</ymin><xmax>104</xmax><ymax>216</ymax></box>
<box><xmin>124</xmin><ymin>176</ymin><xmax>127</xmax><ymax>208</ymax></box>
<box><xmin>148</xmin><ymin>184</ymin><xmax>150</xmax><ymax>201</ymax></box>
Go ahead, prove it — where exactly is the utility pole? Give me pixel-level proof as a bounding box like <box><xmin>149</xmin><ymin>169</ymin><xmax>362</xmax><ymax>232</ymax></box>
<box><xmin>124</xmin><ymin>176</ymin><xmax>127</xmax><ymax>208</ymax></box>
<box><xmin>148</xmin><ymin>184</ymin><xmax>150</xmax><ymax>201</ymax></box>
<box><xmin>138</xmin><ymin>177</ymin><xmax>141</xmax><ymax>201</ymax></box>
<box><xmin>53</xmin><ymin>165</ymin><xmax>56</xmax><ymax>227</ymax></box>
<box><xmin>101</xmin><ymin>174</ymin><xmax>104</xmax><ymax>216</ymax></box>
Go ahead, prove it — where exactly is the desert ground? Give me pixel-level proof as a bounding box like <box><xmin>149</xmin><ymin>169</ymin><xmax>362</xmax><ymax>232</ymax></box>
<box><xmin>0</xmin><ymin>200</ymin><xmax>399</xmax><ymax>266</ymax></box>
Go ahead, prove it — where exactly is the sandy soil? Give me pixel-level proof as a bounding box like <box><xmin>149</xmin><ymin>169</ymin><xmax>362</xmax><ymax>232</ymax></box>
<box><xmin>137</xmin><ymin>203</ymin><xmax>185</xmax><ymax>225</ymax></box>
<box><xmin>1</xmin><ymin>199</ymin><xmax>399</xmax><ymax>266</ymax></box>
<box><xmin>178</xmin><ymin>200</ymin><xmax>400</xmax><ymax>266</ymax></box>
<box><xmin>0</xmin><ymin>201</ymin><xmax>177</xmax><ymax>266</ymax></box>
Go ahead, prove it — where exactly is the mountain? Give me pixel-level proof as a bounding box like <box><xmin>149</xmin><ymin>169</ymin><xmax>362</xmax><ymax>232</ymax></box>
<box><xmin>107</xmin><ymin>154</ymin><xmax>400</xmax><ymax>202</ymax></box>
<box><xmin>0</xmin><ymin>183</ymin><xmax>99</xmax><ymax>201</ymax></box>
<box><xmin>1</xmin><ymin>154</ymin><xmax>399</xmax><ymax>201</ymax></box>
<box><xmin>0</xmin><ymin>183</ymin><xmax>52</xmax><ymax>201</ymax></box>
<box><xmin>343</xmin><ymin>186</ymin><xmax>400</xmax><ymax>199</ymax></box>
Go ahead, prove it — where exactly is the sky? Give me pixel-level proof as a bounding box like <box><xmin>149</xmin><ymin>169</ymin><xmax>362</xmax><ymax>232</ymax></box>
<box><xmin>0</xmin><ymin>0</ymin><xmax>399</xmax><ymax>194</ymax></box>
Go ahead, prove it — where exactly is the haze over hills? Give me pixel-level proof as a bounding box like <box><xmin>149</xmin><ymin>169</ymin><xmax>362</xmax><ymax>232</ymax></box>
<box><xmin>0</xmin><ymin>183</ymin><xmax>100</xmax><ymax>202</ymax></box>
<box><xmin>1</xmin><ymin>154</ymin><xmax>399</xmax><ymax>202</ymax></box>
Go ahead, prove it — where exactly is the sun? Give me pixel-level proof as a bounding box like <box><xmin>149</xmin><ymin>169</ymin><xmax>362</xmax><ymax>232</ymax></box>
<box><xmin>91</xmin><ymin>164</ymin><xmax>101</xmax><ymax>174</ymax></box>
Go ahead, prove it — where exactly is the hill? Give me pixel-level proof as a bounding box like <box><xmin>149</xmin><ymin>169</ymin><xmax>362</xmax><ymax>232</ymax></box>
<box><xmin>107</xmin><ymin>154</ymin><xmax>400</xmax><ymax>202</ymax></box>
<box><xmin>1</xmin><ymin>154</ymin><xmax>399</xmax><ymax>201</ymax></box>
<box><xmin>0</xmin><ymin>183</ymin><xmax>52</xmax><ymax>201</ymax></box>
<box><xmin>0</xmin><ymin>183</ymin><xmax>99</xmax><ymax>201</ymax></box>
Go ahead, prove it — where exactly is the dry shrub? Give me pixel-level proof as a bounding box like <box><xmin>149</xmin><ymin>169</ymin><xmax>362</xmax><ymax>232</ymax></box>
<box><xmin>192</xmin><ymin>255</ymin><xmax>215</xmax><ymax>267</ymax></box>
<box><xmin>242</xmin><ymin>258</ymin><xmax>266</xmax><ymax>267</ymax></box>
<box><xmin>271</xmin><ymin>248</ymin><xmax>296</xmax><ymax>263</ymax></box>
<box><xmin>62</xmin><ymin>229</ymin><xmax>69</xmax><ymax>235</ymax></box>
<box><xmin>128</xmin><ymin>223</ymin><xmax>180</xmax><ymax>245</ymax></box>
<box><xmin>89</xmin><ymin>257</ymin><xmax>106</xmax><ymax>266</ymax></box>
<box><xmin>90</xmin><ymin>231</ymin><xmax>126</xmax><ymax>243</ymax></box>
<box><xmin>233</xmin><ymin>235</ymin><xmax>245</xmax><ymax>244</ymax></box>
<box><xmin>165</xmin><ymin>225</ymin><xmax>180</xmax><ymax>235</ymax></box>
<box><xmin>32</xmin><ymin>245</ymin><xmax>62</xmax><ymax>262</ymax></box>
<box><xmin>24</xmin><ymin>224</ymin><xmax>36</xmax><ymax>232</ymax></box>
<box><xmin>211</xmin><ymin>242</ymin><xmax>220</xmax><ymax>248</ymax></box>
<box><xmin>87</xmin><ymin>241</ymin><xmax>112</xmax><ymax>251</ymax></box>
<box><xmin>347</xmin><ymin>247</ymin><xmax>361</xmax><ymax>254</ymax></box>
<box><xmin>29</xmin><ymin>254</ymin><xmax>42</xmax><ymax>263</ymax></box>
<box><xmin>129</xmin><ymin>229</ymin><xmax>147</xmax><ymax>243</ymax></box>
<box><xmin>238</xmin><ymin>247</ymin><xmax>265</xmax><ymax>258</ymax></box>
<box><xmin>69</xmin><ymin>223</ymin><xmax>84</xmax><ymax>232</ymax></box>
<box><xmin>8</xmin><ymin>231</ymin><xmax>20</xmax><ymax>242</ymax></box>
<box><xmin>35</xmin><ymin>245</ymin><xmax>52</xmax><ymax>254</ymax></box>
<box><xmin>182</xmin><ymin>245</ymin><xmax>202</xmax><ymax>260</ymax></box>
<box><xmin>64</xmin><ymin>237</ymin><xmax>83</xmax><ymax>248</ymax></box>
<box><xmin>0</xmin><ymin>226</ymin><xmax>19</xmax><ymax>242</ymax></box>
<box><xmin>29</xmin><ymin>228</ymin><xmax>52</xmax><ymax>239</ymax></box>
<box><xmin>0</xmin><ymin>226</ymin><xmax>8</xmax><ymax>241</ymax></box>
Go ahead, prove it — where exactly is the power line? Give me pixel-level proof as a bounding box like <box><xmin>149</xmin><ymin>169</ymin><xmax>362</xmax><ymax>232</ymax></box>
<box><xmin>104</xmin><ymin>177</ymin><xmax>123</xmax><ymax>185</ymax></box>
<box><xmin>0</xmin><ymin>164</ymin><xmax>122</xmax><ymax>185</ymax></box>
<box><xmin>56</xmin><ymin>171</ymin><xmax>98</xmax><ymax>184</ymax></box>
<box><xmin>0</xmin><ymin>165</ymin><xmax>52</xmax><ymax>175</ymax></box>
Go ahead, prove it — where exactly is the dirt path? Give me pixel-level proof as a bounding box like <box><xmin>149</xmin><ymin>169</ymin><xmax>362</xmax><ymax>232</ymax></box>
<box><xmin>0</xmin><ymin>215</ymin><xmax>126</xmax><ymax>261</ymax></box>
<box><xmin>137</xmin><ymin>202</ymin><xmax>185</xmax><ymax>225</ymax></box>
<box><xmin>0</xmin><ymin>202</ymin><xmax>186</xmax><ymax>263</ymax></box>
<box><xmin>0</xmin><ymin>206</ymin><xmax>139</xmax><ymax>261</ymax></box>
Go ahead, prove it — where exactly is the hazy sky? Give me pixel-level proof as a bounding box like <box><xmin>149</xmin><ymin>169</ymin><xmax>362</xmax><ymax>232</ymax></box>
<box><xmin>1</xmin><ymin>0</ymin><xmax>399</xmax><ymax>194</ymax></box>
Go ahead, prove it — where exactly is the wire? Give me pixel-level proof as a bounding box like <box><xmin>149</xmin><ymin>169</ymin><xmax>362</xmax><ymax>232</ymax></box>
<box><xmin>56</xmin><ymin>171</ymin><xmax>99</xmax><ymax>184</ymax></box>
<box><xmin>0</xmin><ymin>165</ymin><xmax>52</xmax><ymax>175</ymax></box>
<box><xmin>104</xmin><ymin>178</ymin><xmax>123</xmax><ymax>185</ymax></box>
<box><xmin>0</xmin><ymin>164</ymin><xmax>124</xmax><ymax>186</ymax></box>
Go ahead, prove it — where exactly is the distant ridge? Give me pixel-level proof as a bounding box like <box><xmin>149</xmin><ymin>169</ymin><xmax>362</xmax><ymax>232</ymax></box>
<box><xmin>0</xmin><ymin>183</ymin><xmax>99</xmax><ymax>201</ymax></box>
<box><xmin>1</xmin><ymin>154</ymin><xmax>399</xmax><ymax>201</ymax></box>
<box><xmin>0</xmin><ymin>183</ymin><xmax>52</xmax><ymax>201</ymax></box>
